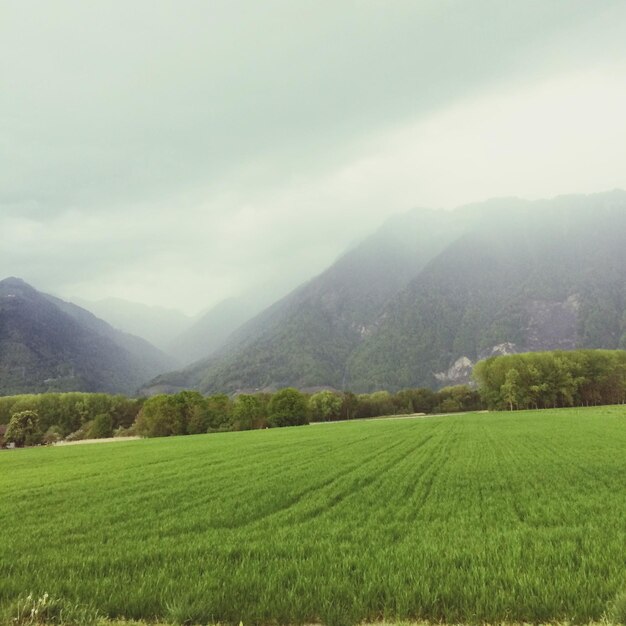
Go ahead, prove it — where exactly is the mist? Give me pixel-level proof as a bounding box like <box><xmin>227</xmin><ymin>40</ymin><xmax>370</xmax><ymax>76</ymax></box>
<box><xmin>2</xmin><ymin>1</ymin><xmax>626</xmax><ymax>317</ymax></box>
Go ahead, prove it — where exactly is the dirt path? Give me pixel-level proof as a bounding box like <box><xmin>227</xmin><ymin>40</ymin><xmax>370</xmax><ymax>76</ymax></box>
<box><xmin>55</xmin><ymin>436</ymin><xmax>140</xmax><ymax>446</ymax></box>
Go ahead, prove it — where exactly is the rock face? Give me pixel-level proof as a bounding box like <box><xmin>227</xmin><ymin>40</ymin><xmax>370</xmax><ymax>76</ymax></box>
<box><xmin>435</xmin><ymin>357</ymin><xmax>474</xmax><ymax>386</ymax></box>
<box><xmin>148</xmin><ymin>190</ymin><xmax>626</xmax><ymax>394</ymax></box>
<box><xmin>483</xmin><ymin>342</ymin><xmax>518</xmax><ymax>358</ymax></box>
<box><xmin>435</xmin><ymin>344</ymin><xmax>520</xmax><ymax>386</ymax></box>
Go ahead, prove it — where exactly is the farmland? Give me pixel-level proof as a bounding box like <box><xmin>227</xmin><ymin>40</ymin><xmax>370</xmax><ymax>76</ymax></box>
<box><xmin>2</xmin><ymin>407</ymin><xmax>626</xmax><ymax>625</ymax></box>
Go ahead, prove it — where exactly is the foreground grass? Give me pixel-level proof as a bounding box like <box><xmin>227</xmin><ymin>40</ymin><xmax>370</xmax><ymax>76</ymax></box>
<box><xmin>2</xmin><ymin>407</ymin><xmax>626</xmax><ymax>625</ymax></box>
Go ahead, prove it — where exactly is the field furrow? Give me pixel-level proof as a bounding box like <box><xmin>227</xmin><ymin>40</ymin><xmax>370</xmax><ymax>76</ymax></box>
<box><xmin>2</xmin><ymin>407</ymin><xmax>626</xmax><ymax>625</ymax></box>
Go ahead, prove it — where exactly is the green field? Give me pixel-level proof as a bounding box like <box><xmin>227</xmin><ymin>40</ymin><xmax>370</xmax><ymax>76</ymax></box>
<box><xmin>2</xmin><ymin>407</ymin><xmax>626</xmax><ymax>625</ymax></box>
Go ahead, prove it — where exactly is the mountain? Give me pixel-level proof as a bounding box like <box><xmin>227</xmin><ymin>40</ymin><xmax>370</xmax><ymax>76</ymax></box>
<box><xmin>347</xmin><ymin>191</ymin><xmax>626</xmax><ymax>389</ymax></box>
<box><xmin>144</xmin><ymin>208</ymin><xmax>463</xmax><ymax>394</ymax></box>
<box><xmin>71</xmin><ymin>297</ymin><xmax>191</xmax><ymax>352</ymax></box>
<box><xmin>0</xmin><ymin>278</ymin><xmax>176</xmax><ymax>395</ymax></box>
<box><xmin>146</xmin><ymin>190</ymin><xmax>626</xmax><ymax>395</ymax></box>
<box><xmin>167</xmin><ymin>298</ymin><xmax>257</xmax><ymax>365</ymax></box>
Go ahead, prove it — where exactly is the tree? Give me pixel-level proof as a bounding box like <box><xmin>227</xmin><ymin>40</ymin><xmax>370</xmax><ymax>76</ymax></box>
<box><xmin>501</xmin><ymin>368</ymin><xmax>521</xmax><ymax>411</ymax></box>
<box><xmin>268</xmin><ymin>388</ymin><xmax>309</xmax><ymax>427</ymax></box>
<box><xmin>340</xmin><ymin>392</ymin><xmax>359</xmax><ymax>420</ymax></box>
<box><xmin>395</xmin><ymin>388</ymin><xmax>436</xmax><ymax>414</ymax></box>
<box><xmin>135</xmin><ymin>395</ymin><xmax>182</xmax><ymax>437</ymax></box>
<box><xmin>5</xmin><ymin>410</ymin><xmax>42</xmax><ymax>447</ymax></box>
<box><xmin>308</xmin><ymin>391</ymin><xmax>342</xmax><ymax>422</ymax></box>
<box><xmin>231</xmin><ymin>394</ymin><xmax>265</xmax><ymax>430</ymax></box>
<box><xmin>435</xmin><ymin>385</ymin><xmax>480</xmax><ymax>413</ymax></box>
<box><xmin>89</xmin><ymin>413</ymin><xmax>113</xmax><ymax>439</ymax></box>
<box><xmin>205</xmin><ymin>394</ymin><xmax>233</xmax><ymax>431</ymax></box>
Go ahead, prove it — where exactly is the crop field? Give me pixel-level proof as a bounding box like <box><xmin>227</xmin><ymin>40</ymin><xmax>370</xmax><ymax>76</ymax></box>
<box><xmin>2</xmin><ymin>407</ymin><xmax>626</xmax><ymax>625</ymax></box>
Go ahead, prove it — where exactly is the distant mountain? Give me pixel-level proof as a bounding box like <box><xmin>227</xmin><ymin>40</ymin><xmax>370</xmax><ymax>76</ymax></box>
<box><xmin>0</xmin><ymin>278</ymin><xmax>176</xmax><ymax>395</ymax></box>
<box><xmin>72</xmin><ymin>297</ymin><xmax>191</xmax><ymax>352</ymax></box>
<box><xmin>145</xmin><ymin>190</ymin><xmax>626</xmax><ymax>395</ymax></box>
<box><xmin>167</xmin><ymin>298</ymin><xmax>257</xmax><ymax>365</ymax></box>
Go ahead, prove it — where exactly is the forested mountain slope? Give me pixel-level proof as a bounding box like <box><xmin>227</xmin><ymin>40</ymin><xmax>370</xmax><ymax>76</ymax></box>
<box><xmin>146</xmin><ymin>190</ymin><xmax>626</xmax><ymax>395</ymax></box>
<box><xmin>347</xmin><ymin>191</ymin><xmax>626</xmax><ymax>389</ymax></box>
<box><xmin>145</xmin><ymin>209</ymin><xmax>461</xmax><ymax>393</ymax></box>
<box><xmin>0</xmin><ymin>278</ymin><xmax>175</xmax><ymax>395</ymax></box>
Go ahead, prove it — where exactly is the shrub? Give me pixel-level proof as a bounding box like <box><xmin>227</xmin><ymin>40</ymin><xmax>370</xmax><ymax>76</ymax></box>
<box><xmin>65</xmin><ymin>420</ymin><xmax>93</xmax><ymax>442</ymax></box>
<box><xmin>42</xmin><ymin>426</ymin><xmax>63</xmax><ymax>446</ymax></box>
<box><xmin>114</xmin><ymin>424</ymin><xmax>136</xmax><ymax>437</ymax></box>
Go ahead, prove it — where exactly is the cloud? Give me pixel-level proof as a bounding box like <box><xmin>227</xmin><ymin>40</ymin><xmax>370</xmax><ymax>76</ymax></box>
<box><xmin>1</xmin><ymin>1</ymin><xmax>625</xmax><ymax>313</ymax></box>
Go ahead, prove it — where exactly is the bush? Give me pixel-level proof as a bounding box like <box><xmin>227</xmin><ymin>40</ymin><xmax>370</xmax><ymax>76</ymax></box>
<box><xmin>65</xmin><ymin>420</ymin><xmax>93</xmax><ymax>442</ymax></box>
<box><xmin>114</xmin><ymin>424</ymin><xmax>136</xmax><ymax>437</ymax></box>
<box><xmin>42</xmin><ymin>426</ymin><xmax>63</xmax><ymax>446</ymax></box>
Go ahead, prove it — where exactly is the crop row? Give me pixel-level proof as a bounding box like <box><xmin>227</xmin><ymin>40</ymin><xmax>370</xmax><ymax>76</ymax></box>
<box><xmin>2</xmin><ymin>407</ymin><xmax>626</xmax><ymax>624</ymax></box>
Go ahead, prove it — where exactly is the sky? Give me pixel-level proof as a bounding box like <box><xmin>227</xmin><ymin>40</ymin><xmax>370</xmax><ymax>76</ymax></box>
<box><xmin>2</xmin><ymin>1</ymin><xmax>626</xmax><ymax>315</ymax></box>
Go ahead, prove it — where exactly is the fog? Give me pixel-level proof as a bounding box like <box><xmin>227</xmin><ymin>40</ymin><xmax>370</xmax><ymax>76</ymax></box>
<box><xmin>2</xmin><ymin>1</ymin><xmax>626</xmax><ymax>314</ymax></box>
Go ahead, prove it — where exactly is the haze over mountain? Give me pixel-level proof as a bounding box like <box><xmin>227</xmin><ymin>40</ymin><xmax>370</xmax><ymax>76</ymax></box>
<box><xmin>0</xmin><ymin>278</ymin><xmax>175</xmax><ymax>395</ymax></box>
<box><xmin>3</xmin><ymin>3</ymin><xmax>626</xmax><ymax>316</ymax></box>
<box><xmin>4</xmin><ymin>4</ymin><xmax>626</xmax><ymax>400</ymax></box>
<box><xmin>145</xmin><ymin>190</ymin><xmax>626</xmax><ymax>395</ymax></box>
<box><xmin>71</xmin><ymin>295</ymin><xmax>281</xmax><ymax>366</ymax></box>
<box><xmin>168</xmin><ymin>298</ymin><xmax>258</xmax><ymax>366</ymax></box>
<box><xmin>142</xmin><ymin>203</ymin><xmax>466</xmax><ymax>394</ymax></box>
<box><xmin>71</xmin><ymin>297</ymin><xmax>192</xmax><ymax>352</ymax></box>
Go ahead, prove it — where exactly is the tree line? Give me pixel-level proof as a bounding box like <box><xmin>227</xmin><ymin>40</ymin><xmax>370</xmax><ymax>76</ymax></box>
<box><xmin>6</xmin><ymin>348</ymin><xmax>624</xmax><ymax>447</ymax></box>
<box><xmin>0</xmin><ymin>385</ymin><xmax>481</xmax><ymax>446</ymax></box>
<box><xmin>0</xmin><ymin>392</ymin><xmax>141</xmax><ymax>446</ymax></box>
<box><xmin>473</xmin><ymin>349</ymin><xmax>626</xmax><ymax>410</ymax></box>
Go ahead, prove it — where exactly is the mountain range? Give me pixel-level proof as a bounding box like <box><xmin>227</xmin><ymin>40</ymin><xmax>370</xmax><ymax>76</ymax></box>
<box><xmin>145</xmin><ymin>190</ymin><xmax>626</xmax><ymax>395</ymax></box>
<box><xmin>3</xmin><ymin>190</ymin><xmax>626</xmax><ymax>397</ymax></box>
<box><xmin>0</xmin><ymin>278</ymin><xmax>175</xmax><ymax>395</ymax></box>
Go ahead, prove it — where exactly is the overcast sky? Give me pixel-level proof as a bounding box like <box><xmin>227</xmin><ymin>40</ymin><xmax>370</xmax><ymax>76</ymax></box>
<box><xmin>2</xmin><ymin>1</ymin><xmax>626</xmax><ymax>314</ymax></box>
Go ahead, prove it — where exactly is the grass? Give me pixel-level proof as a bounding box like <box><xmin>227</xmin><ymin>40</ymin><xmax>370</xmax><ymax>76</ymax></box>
<box><xmin>1</xmin><ymin>407</ymin><xmax>626</xmax><ymax>625</ymax></box>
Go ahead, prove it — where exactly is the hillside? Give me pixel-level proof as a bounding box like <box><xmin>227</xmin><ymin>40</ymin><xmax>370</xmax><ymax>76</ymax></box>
<box><xmin>346</xmin><ymin>191</ymin><xmax>626</xmax><ymax>390</ymax></box>
<box><xmin>146</xmin><ymin>190</ymin><xmax>626</xmax><ymax>395</ymax></box>
<box><xmin>0</xmin><ymin>278</ymin><xmax>176</xmax><ymax>395</ymax></box>
<box><xmin>145</xmin><ymin>208</ymin><xmax>461</xmax><ymax>394</ymax></box>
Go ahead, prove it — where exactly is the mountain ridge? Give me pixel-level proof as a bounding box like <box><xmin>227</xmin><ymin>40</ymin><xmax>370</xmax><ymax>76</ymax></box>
<box><xmin>144</xmin><ymin>190</ymin><xmax>626</xmax><ymax>395</ymax></box>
